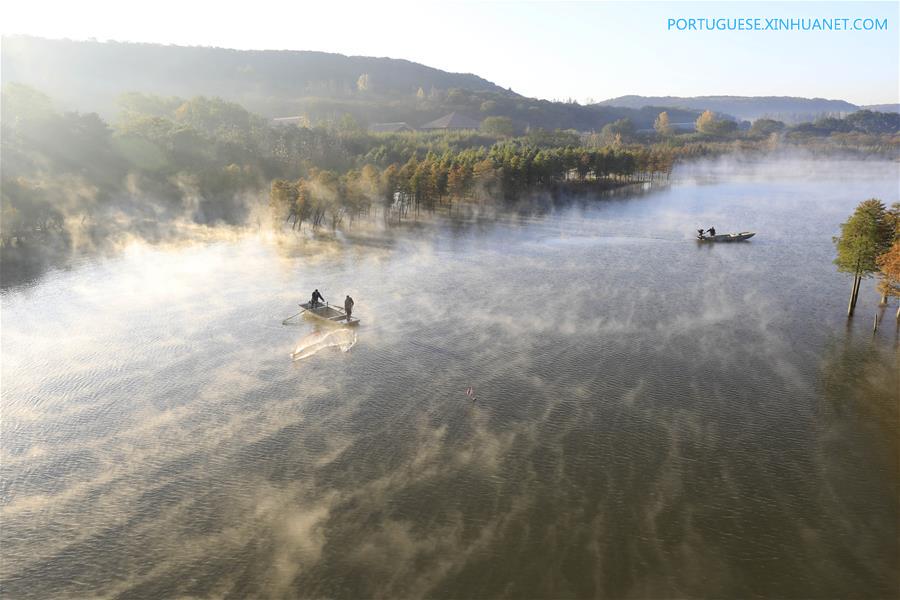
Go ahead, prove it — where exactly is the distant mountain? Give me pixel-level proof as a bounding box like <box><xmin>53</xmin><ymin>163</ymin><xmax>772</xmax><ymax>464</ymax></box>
<box><xmin>1</xmin><ymin>36</ymin><xmax>704</xmax><ymax>132</ymax></box>
<box><xmin>862</xmin><ymin>104</ymin><xmax>900</xmax><ymax>113</ymax></box>
<box><xmin>1</xmin><ymin>36</ymin><xmax>514</xmax><ymax>118</ymax></box>
<box><xmin>595</xmin><ymin>95</ymin><xmax>862</xmax><ymax>123</ymax></box>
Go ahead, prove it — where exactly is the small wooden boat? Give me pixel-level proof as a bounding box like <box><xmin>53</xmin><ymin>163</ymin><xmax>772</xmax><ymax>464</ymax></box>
<box><xmin>299</xmin><ymin>302</ymin><xmax>360</xmax><ymax>326</ymax></box>
<box><xmin>696</xmin><ymin>232</ymin><xmax>755</xmax><ymax>243</ymax></box>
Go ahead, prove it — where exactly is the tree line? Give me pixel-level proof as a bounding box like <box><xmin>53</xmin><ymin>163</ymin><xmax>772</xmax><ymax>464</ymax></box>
<box><xmin>2</xmin><ymin>82</ymin><xmax>897</xmax><ymax>252</ymax></box>
<box><xmin>268</xmin><ymin>143</ymin><xmax>676</xmax><ymax>229</ymax></box>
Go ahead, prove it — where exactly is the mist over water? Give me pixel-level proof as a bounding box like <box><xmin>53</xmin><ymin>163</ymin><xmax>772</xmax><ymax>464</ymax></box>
<box><xmin>1</xmin><ymin>160</ymin><xmax>898</xmax><ymax>598</ymax></box>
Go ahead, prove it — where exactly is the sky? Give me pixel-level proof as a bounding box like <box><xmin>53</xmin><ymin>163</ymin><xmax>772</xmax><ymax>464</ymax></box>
<box><xmin>2</xmin><ymin>1</ymin><xmax>898</xmax><ymax>105</ymax></box>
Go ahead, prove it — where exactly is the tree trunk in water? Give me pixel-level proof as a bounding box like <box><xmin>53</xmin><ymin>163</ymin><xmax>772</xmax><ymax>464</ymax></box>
<box><xmin>852</xmin><ymin>275</ymin><xmax>862</xmax><ymax>310</ymax></box>
<box><xmin>847</xmin><ymin>275</ymin><xmax>861</xmax><ymax>317</ymax></box>
<box><xmin>846</xmin><ymin>277</ymin><xmax>855</xmax><ymax>316</ymax></box>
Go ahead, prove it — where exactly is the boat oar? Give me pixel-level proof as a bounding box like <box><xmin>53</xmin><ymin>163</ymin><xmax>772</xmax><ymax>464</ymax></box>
<box><xmin>282</xmin><ymin>309</ymin><xmax>306</xmax><ymax>325</ymax></box>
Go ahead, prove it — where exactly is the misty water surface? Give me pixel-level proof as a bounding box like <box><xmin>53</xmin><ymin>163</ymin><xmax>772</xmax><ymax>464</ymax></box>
<box><xmin>1</xmin><ymin>161</ymin><xmax>898</xmax><ymax>599</ymax></box>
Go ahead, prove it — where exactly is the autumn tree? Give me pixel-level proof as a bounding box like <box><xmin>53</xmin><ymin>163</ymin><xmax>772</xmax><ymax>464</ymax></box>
<box><xmin>358</xmin><ymin>164</ymin><xmax>381</xmax><ymax>204</ymax></box>
<box><xmin>294</xmin><ymin>180</ymin><xmax>312</xmax><ymax>229</ymax></box>
<box><xmin>431</xmin><ymin>162</ymin><xmax>449</xmax><ymax>203</ymax></box>
<box><xmin>876</xmin><ymin>241</ymin><xmax>900</xmax><ymax>320</ymax></box>
<box><xmin>269</xmin><ymin>179</ymin><xmax>298</xmax><ymax>225</ymax></box>
<box><xmin>472</xmin><ymin>159</ymin><xmax>499</xmax><ymax>201</ymax></box>
<box><xmin>833</xmin><ymin>199</ymin><xmax>894</xmax><ymax>316</ymax></box>
<box><xmin>447</xmin><ymin>163</ymin><xmax>472</xmax><ymax>200</ymax></box>
<box><xmin>411</xmin><ymin>162</ymin><xmax>433</xmax><ymax>213</ymax></box>
<box><xmin>381</xmin><ymin>164</ymin><xmax>400</xmax><ymax>212</ymax></box>
<box><xmin>696</xmin><ymin>110</ymin><xmax>738</xmax><ymax>136</ymax></box>
<box><xmin>654</xmin><ymin>111</ymin><xmax>673</xmax><ymax>137</ymax></box>
<box><xmin>695</xmin><ymin>110</ymin><xmax>716</xmax><ymax>134</ymax></box>
<box><xmin>875</xmin><ymin>202</ymin><xmax>900</xmax><ymax>316</ymax></box>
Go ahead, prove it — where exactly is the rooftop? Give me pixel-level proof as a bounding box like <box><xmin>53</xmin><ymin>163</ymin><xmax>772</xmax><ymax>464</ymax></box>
<box><xmin>420</xmin><ymin>112</ymin><xmax>481</xmax><ymax>130</ymax></box>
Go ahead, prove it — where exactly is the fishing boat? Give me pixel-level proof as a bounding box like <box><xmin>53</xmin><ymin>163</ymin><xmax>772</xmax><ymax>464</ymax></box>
<box><xmin>696</xmin><ymin>232</ymin><xmax>755</xmax><ymax>243</ymax></box>
<box><xmin>297</xmin><ymin>301</ymin><xmax>360</xmax><ymax>326</ymax></box>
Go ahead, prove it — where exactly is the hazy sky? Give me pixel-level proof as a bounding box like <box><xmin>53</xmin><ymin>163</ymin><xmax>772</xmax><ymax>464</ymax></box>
<box><xmin>3</xmin><ymin>1</ymin><xmax>898</xmax><ymax>104</ymax></box>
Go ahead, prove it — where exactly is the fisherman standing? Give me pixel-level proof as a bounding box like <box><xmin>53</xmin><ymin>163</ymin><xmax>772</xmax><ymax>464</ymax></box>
<box><xmin>344</xmin><ymin>295</ymin><xmax>355</xmax><ymax>321</ymax></box>
<box><xmin>707</xmin><ymin>226</ymin><xmax>716</xmax><ymax>237</ymax></box>
<box><xmin>310</xmin><ymin>289</ymin><xmax>325</xmax><ymax>308</ymax></box>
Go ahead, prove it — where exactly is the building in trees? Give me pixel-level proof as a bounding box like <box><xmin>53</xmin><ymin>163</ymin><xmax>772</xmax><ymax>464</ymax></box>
<box><xmin>369</xmin><ymin>122</ymin><xmax>414</xmax><ymax>133</ymax></box>
<box><xmin>419</xmin><ymin>112</ymin><xmax>481</xmax><ymax>131</ymax></box>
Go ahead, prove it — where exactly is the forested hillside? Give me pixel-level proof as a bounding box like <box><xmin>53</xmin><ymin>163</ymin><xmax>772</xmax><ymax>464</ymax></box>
<box><xmin>1</xmin><ymin>84</ymin><xmax>680</xmax><ymax>253</ymax></box>
<box><xmin>2</xmin><ymin>36</ymin><xmax>702</xmax><ymax>131</ymax></box>
<box><xmin>2</xmin><ymin>37</ymin><xmax>897</xmax><ymax>274</ymax></box>
<box><xmin>596</xmin><ymin>95</ymin><xmax>861</xmax><ymax>123</ymax></box>
<box><xmin>1</xmin><ymin>36</ymin><xmax>508</xmax><ymax>114</ymax></box>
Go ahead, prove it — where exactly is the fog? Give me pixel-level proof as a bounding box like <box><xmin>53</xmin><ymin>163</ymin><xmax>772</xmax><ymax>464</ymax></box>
<box><xmin>1</xmin><ymin>159</ymin><xmax>898</xmax><ymax>598</ymax></box>
<box><xmin>673</xmin><ymin>151</ymin><xmax>900</xmax><ymax>183</ymax></box>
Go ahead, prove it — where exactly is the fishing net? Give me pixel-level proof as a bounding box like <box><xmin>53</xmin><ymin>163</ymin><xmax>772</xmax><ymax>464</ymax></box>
<box><xmin>291</xmin><ymin>328</ymin><xmax>358</xmax><ymax>361</ymax></box>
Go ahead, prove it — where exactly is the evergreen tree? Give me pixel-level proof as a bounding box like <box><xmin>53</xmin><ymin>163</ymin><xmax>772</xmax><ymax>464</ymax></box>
<box><xmin>834</xmin><ymin>199</ymin><xmax>894</xmax><ymax>316</ymax></box>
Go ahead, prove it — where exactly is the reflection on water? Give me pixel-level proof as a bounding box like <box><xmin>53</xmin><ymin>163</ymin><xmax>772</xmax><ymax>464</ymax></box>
<box><xmin>1</xmin><ymin>161</ymin><xmax>898</xmax><ymax>598</ymax></box>
<box><xmin>291</xmin><ymin>328</ymin><xmax>358</xmax><ymax>361</ymax></box>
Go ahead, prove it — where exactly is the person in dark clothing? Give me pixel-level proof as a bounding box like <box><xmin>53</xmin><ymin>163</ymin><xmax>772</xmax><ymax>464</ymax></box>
<box><xmin>697</xmin><ymin>228</ymin><xmax>705</xmax><ymax>239</ymax></box>
<box><xmin>310</xmin><ymin>289</ymin><xmax>325</xmax><ymax>308</ymax></box>
<box><xmin>706</xmin><ymin>227</ymin><xmax>716</xmax><ymax>237</ymax></box>
<box><xmin>344</xmin><ymin>295</ymin><xmax>355</xmax><ymax>321</ymax></box>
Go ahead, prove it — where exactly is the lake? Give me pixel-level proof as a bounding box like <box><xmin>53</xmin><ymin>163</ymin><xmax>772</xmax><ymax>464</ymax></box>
<box><xmin>2</xmin><ymin>159</ymin><xmax>898</xmax><ymax>598</ymax></box>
